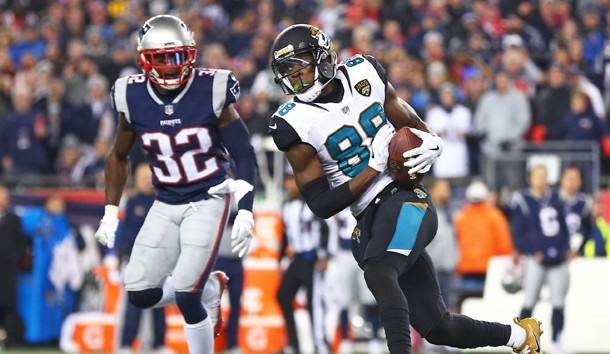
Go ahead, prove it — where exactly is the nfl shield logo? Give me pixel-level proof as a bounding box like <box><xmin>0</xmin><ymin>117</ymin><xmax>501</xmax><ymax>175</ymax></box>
<box><xmin>165</xmin><ymin>105</ymin><xmax>174</xmax><ymax>115</ymax></box>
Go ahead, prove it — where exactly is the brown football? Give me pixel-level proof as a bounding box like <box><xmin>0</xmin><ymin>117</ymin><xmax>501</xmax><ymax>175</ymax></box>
<box><xmin>388</xmin><ymin>127</ymin><xmax>425</xmax><ymax>189</ymax></box>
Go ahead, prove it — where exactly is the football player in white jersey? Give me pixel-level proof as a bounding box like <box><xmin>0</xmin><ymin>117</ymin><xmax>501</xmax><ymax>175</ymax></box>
<box><xmin>268</xmin><ymin>24</ymin><xmax>543</xmax><ymax>354</ymax></box>
<box><xmin>94</xmin><ymin>15</ymin><xmax>257</xmax><ymax>353</ymax></box>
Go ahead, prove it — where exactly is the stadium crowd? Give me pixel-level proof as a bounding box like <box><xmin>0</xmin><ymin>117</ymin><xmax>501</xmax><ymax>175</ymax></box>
<box><xmin>1</xmin><ymin>0</ymin><xmax>610</xmax><ymax>353</ymax></box>
<box><xmin>1</xmin><ymin>0</ymin><xmax>610</xmax><ymax>189</ymax></box>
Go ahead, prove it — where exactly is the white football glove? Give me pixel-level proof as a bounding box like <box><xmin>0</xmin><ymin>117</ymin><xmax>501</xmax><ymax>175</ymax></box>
<box><xmin>368</xmin><ymin>124</ymin><xmax>395</xmax><ymax>172</ymax></box>
<box><xmin>95</xmin><ymin>205</ymin><xmax>119</xmax><ymax>249</ymax></box>
<box><xmin>231</xmin><ymin>209</ymin><xmax>254</xmax><ymax>258</ymax></box>
<box><xmin>402</xmin><ymin>128</ymin><xmax>444</xmax><ymax>174</ymax></box>
<box><xmin>208</xmin><ymin>178</ymin><xmax>254</xmax><ymax>204</ymax></box>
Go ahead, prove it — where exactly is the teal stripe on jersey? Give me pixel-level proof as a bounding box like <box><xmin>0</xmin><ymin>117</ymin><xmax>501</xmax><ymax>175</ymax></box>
<box><xmin>387</xmin><ymin>202</ymin><xmax>428</xmax><ymax>254</ymax></box>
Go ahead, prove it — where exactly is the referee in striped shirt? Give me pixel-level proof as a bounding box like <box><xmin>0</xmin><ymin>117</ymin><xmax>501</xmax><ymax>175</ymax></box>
<box><xmin>276</xmin><ymin>170</ymin><xmax>336</xmax><ymax>354</ymax></box>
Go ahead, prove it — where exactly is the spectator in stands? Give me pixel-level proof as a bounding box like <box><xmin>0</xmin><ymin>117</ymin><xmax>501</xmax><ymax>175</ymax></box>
<box><xmin>461</xmin><ymin>67</ymin><xmax>487</xmax><ymax>175</ymax></box>
<box><xmin>222</xmin><ymin>10</ymin><xmax>256</xmax><ymax>58</ymax></box>
<box><xmin>71</xmin><ymin>74</ymin><xmax>113</xmax><ymax>146</ymax></box>
<box><xmin>108</xmin><ymin>16</ymin><xmax>134</xmax><ymax>50</ymax></box>
<box><xmin>584</xmin><ymin>194</ymin><xmax>610</xmax><ymax>257</ymax></box>
<box><xmin>236</xmin><ymin>94</ymin><xmax>269</xmax><ymax>138</ymax></box>
<box><xmin>89</xmin><ymin>74</ymin><xmax>115</xmax><ymax>143</ymax></box>
<box><xmin>0</xmin><ymin>184</ymin><xmax>28</xmax><ymax>344</ymax></box>
<box><xmin>85</xmin><ymin>1</ymin><xmax>113</xmax><ymax>41</ymax></box>
<box><xmin>33</xmin><ymin>75</ymin><xmax>65</xmax><ymax>158</ymax></box>
<box><xmin>474</xmin><ymin>71</ymin><xmax>531</xmax><ymax>190</ymax></box>
<box><xmin>9</xmin><ymin>24</ymin><xmax>45</xmax><ymax>69</ymax></box>
<box><xmin>551</xmin><ymin>19</ymin><xmax>579</xmax><ymax>55</ymax></box>
<box><xmin>426</xmin><ymin>61</ymin><xmax>449</xmax><ymax>104</ymax></box>
<box><xmin>510</xmin><ymin>165</ymin><xmax>571</xmax><ymax>352</ymax></box>
<box><xmin>55</xmin><ymin>134</ymin><xmax>85</xmax><ymax>184</ymax></box>
<box><xmin>84</xmin><ymin>27</ymin><xmax>110</xmax><ymax>73</ymax></box>
<box><xmin>581</xmin><ymin>7</ymin><xmax>604</xmax><ymax>70</ymax></box>
<box><xmin>100</xmin><ymin>39</ymin><xmax>139</xmax><ymax>85</ymax></box>
<box><xmin>567</xmin><ymin>39</ymin><xmax>597</xmax><ymax>81</ymax></box>
<box><xmin>454</xmin><ymin>180</ymin><xmax>512</xmax><ymax>307</ymax></box>
<box><xmin>566</xmin><ymin>64</ymin><xmax>605</xmax><ymax>120</ymax></box>
<box><xmin>559</xmin><ymin>166</ymin><xmax>593</xmax><ymax>255</ymax></box>
<box><xmin>532</xmin><ymin>63</ymin><xmax>571</xmax><ymax>141</ymax></box>
<box><xmin>503</xmin><ymin>13</ymin><xmax>547</xmax><ymax>68</ymax></box>
<box><xmin>0</xmin><ymin>85</ymin><xmax>50</xmax><ymax>177</ymax></box>
<box><xmin>62</xmin><ymin>39</ymin><xmax>96</xmax><ymax>107</ymax></box>
<box><xmin>117</xmin><ymin>164</ymin><xmax>173</xmax><ymax>354</ymax></box>
<box><xmin>425</xmin><ymin>83</ymin><xmax>472</xmax><ymax>178</ymax></box>
<box><xmin>314</xmin><ymin>0</ymin><xmax>346</xmax><ymax>38</ymax></box>
<box><xmin>499</xmin><ymin>40</ymin><xmax>543</xmax><ymax>98</ymax></box>
<box><xmin>339</xmin><ymin>25</ymin><xmax>374</xmax><ymax>60</ymax></box>
<box><xmin>465</xmin><ymin>30</ymin><xmax>493</xmax><ymax>64</ymax></box>
<box><xmin>273</xmin><ymin>0</ymin><xmax>313</xmax><ymax>26</ymax></box>
<box><xmin>76</xmin><ymin>138</ymin><xmax>109</xmax><ymax>187</ymax></box>
<box><xmin>563</xmin><ymin>90</ymin><xmax>605</xmax><ymax>142</ymax></box>
<box><xmin>425</xmin><ymin>179</ymin><xmax>459</xmax><ymax>311</ymax></box>
<box><xmin>595</xmin><ymin>40</ymin><xmax>610</xmax><ymax>114</ymax></box>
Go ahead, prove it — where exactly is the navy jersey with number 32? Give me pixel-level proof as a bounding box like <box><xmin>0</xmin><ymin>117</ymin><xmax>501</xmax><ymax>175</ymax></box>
<box><xmin>111</xmin><ymin>68</ymin><xmax>240</xmax><ymax>204</ymax></box>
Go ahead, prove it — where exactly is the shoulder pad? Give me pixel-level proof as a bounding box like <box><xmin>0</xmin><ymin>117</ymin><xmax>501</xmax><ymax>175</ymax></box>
<box><xmin>269</xmin><ymin>112</ymin><xmax>303</xmax><ymax>152</ymax></box>
<box><xmin>112</xmin><ymin>76</ymin><xmax>131</xmax><ymax>123</ymax></box>
<box><xmin>207</xmin><ymin>69</ymin><xmax>240</xmax><ymax>118</ymax></box>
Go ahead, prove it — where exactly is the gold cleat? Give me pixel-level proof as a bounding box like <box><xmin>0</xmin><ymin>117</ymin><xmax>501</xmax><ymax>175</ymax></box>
<box><xmin>513</xmin><ymin>317</ymin><xmax>543</xmax><ymax>354</ymax></box>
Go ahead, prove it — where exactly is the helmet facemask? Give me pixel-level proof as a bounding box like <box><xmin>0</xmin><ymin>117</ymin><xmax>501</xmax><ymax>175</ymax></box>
<box><xmin>138</xmin><ymin>45</ymin><xmax>197</xmax><ymax>89</ymax></box>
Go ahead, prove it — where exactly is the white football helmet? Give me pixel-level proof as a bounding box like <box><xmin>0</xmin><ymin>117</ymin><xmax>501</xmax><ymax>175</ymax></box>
<box><xmin>501</xmin><ymin>261</ymin><xmax>524</xmax><ymax>294</ymax></box>
<box><xmin>137</xmin><ymin>15</ymin><xmax>197</xmax><ymax>90</ymax></box>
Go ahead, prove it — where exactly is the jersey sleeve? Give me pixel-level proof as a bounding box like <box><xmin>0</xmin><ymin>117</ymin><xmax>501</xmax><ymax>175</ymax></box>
<box><xmin>111</xmin><ymin>76</ymin><xmax>131</xmax><ymax>123</ymax></box>
<box><xmin>212</xmin><ymin>69</ymin><xmax>240</xmax><ymax>118</ymax></box>
<box><xmin>269</xmin><ymin>115</ymin><xmax>303</xmax><ymax>151</ymax></box>
<box><xmin>364</xmin><ymin>55</ymin><xmax>388</xmax><ymax>87</ymax></box>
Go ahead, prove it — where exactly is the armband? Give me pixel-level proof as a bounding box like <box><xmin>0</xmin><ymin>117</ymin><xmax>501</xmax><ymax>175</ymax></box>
<box><xmin>300</xmin><ymin>176</ymin><xmax>355</xmax><ymax>219</ymax></box>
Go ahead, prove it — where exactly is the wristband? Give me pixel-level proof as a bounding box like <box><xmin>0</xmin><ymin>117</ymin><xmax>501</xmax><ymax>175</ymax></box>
<box><xmin>104</xmin><ymin>205</ymin><xmax>119</xmax><ymax>218</ymax></box>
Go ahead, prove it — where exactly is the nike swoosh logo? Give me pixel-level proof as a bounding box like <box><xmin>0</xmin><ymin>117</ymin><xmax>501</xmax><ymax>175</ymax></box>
<box><xmin>529</xmin><ymin>324</ymin><xmax>541</xmax><ymax>353</ymax></box>
<box><xmin>430</xmin><ymin>145</ymin><xmax>440</xmax><ymax>151</ymax></box>
<box><xmin>269</xmin><ymin>123</ymin><xmax>277</xmax><ymax>130</ymax></box>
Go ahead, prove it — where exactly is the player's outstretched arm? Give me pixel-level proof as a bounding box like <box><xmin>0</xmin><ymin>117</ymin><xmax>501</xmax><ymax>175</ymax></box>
<box><xmin>95</xmin><ymin>113</ymin><xmax>135</xmax><ymax>248</ymax></box>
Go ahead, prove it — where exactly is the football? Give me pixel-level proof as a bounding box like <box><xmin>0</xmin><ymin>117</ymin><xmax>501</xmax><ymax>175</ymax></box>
<box><xmin>388</xmin><ymin>127</ymin><xmax>425</xmax><ymax>189</ymax></box>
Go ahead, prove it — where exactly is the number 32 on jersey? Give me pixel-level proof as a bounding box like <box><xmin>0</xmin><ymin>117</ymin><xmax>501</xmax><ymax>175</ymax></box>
<box><xmin>142</xmin><ymin>128</ymin><xmax>218</xmax><ymax>184</ymax></box>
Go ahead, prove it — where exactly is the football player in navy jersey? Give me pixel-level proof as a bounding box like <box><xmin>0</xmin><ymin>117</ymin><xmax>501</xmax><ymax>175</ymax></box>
<box><xmin>94</xmin><ymin>15</ymin><xmax>257</xmax><ymax>353</ymax></box>
<box><xmin>510</xmin><ymin>165</ymin><xmax>573</xmax><ymax>350</ymax></box>
<box><xmin>559</xmin><ymin>166</ymin><xmax>593</xmax><ymax>256</ymax></box>
<box><xmin>268</xmin><ymin>24</ymin><xmax>543</xmax><ymax>354</ymax></box>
